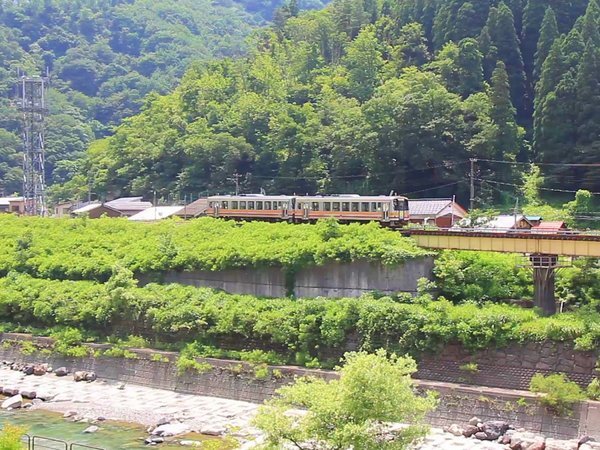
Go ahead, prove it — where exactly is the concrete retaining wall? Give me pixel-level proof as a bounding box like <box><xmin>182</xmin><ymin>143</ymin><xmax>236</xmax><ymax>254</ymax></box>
<box><xmin>137</xmin><ymin>257</ymin><xmax>435</xmax><ymax>298</ymax></box>
<box><xmin>0</xmin><ymin>334</ymin><xmax>598</xmax><ymax>440</ymax></box>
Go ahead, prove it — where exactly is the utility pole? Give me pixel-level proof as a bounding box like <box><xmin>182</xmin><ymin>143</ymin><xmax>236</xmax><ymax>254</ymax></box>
<box><xmin>229</xmin><ymin>172</ymin><xmax>241</xmax><ymax>195</ymax></box>
<box><xmin>469</xmin><ymin>158</ymin><xmax>477</xmax><ymax>211</ymax></box>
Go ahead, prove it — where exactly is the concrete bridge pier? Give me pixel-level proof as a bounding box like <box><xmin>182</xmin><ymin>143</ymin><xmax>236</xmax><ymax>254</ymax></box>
<box><xmin>529</xmin><ymin>254</ymin><xmax>558</xmax><ymax>316</ymax></box>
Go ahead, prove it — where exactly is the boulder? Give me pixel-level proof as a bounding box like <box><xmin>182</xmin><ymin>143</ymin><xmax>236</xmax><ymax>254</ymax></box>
<box><xmin>151</xmin><ymin>422</ymin><xmax>190</xmax><ymax>437</ymax></box>
<box><xmin>462</xmin><ymin>425</ymin><xmax>480</xmax><ymax>438</ymax></box>
<box><xmin>2</xmin><ymin>387</ymin><xmax>19</xmax><ymax>396</ymax></box>
<box><xmin>580</xmin><ymin>444</ymin><xmax>600</xmax><ymax>450</ymax></box>
<box><xmin>200</xmin><ymin>424</ymin><xmax>227</xmax><ymax>436</ymax></box>
<box><xmin>20</xmin><ymin>390</ymin><xmax>36</xmax><ymax>399</ymax></box>
<box><xmin>84</xmin><ymin>372</ymin><xmax>97</xmax><ymax>382</ymax></box>
<box><xmin>64</xmin><ymin>411</ymin><xmax>77</xmax><ymax>418</ymax></box>
<box><xmin>54</xmin><ymin>367</ymin><xmax>68</xmax><ymax>377</ymax></box>
<box><xmin>36</xmin><ymin>391</ymin><xmax>56</xmax><ymax>402</ymax></box>
<box><xmin>73</xmin><ymin>371</ymin><xmax>87</xmax><ymax>382</ymax></box>
<box><xmin>469</xmin><ymin>417</ymin><xmax>482</xmax><ymax>426</ymax></box>
<box><xmin>525</xmin><ymin>442</ymin><xmax>546</xmax><ymax>450</ymax></box>
<box><xmin>145</xmin><ymin>437</ymin><xmax>165</xmax><ymax>444</ymax></box>
<box><xmin>475</xmin><ymin>432</ymin><xmax>489</xmax><ymax>440</ymax></box>
<box><xmin>2</xmin><ymin>394</ymin><xmax>23</xmax><ymax>409</ymax></box>
<box><xmin>443</xmin><ymin>424</ymin><xmax>464</xmax><ymax>437</ymax></box>
<box><xmin>481</xmin><ymin>420</ymin><xmax>510</xmax><ymax>440</ymax></box>
<box><xmin>544</xmin><ymin>439</ymin><xmax>578</xmax><ymax>450</ymax></box>
<box><xmin>33</xmin><ymin>364</ymin><xmax>48</xmax><ymax>376</ymax></box>
<box><xmin>509</xmin><ymin>431</ymin><xmax>546</xmax><ymax>450</ymax></box>
<box><xmin>97</xmin><ymin>416</ymin><xmax>106</xmax><ymax>422</ymax></box>
<box><xmin>83</xmin><ymin>426</ymin><xmax>99</xmax><ymax>434</ymax></box>
<box><xmin>22</xmin><ymin>365</ymin><xmax>34</xmax><ymax>376</ymax></box>
<box><xmin>155</xmin><ymin>417</ymin><xmax>170</xmax><ymax>427</ymax></box>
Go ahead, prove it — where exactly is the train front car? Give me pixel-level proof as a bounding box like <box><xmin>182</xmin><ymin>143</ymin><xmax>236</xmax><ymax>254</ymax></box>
<box><xmin>206</xmin><ymin>194</ymin><xmax>296</xmax><ymax>221</ymax></box>
<box><xmin>295</xmin><ymin>195</ymin><xmax>409</xmax><ymax>227</ymax></box>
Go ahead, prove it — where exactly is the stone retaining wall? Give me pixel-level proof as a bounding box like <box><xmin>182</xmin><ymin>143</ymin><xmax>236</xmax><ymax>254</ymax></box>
<box><xmin>0</xmin><ymin>334</ymin><xmax>598</xmax><ymax>440</ymax></box>
<box><xmin>416</xmin><ymin>341</ymin><xmax>598</xmax><ymax>390</ymax></box>
<box><xmin>137</xmin><ymin>258</ymin><xmax>435</xmax><ymax>298</ymax></box>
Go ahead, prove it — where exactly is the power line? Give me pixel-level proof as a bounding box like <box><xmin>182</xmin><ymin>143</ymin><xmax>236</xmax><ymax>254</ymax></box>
<box><xmin>475</xmin><ymin>178</ymin><xmax>600</xmax><ymax>195</ymax></box>
<box><xmin>404</xmin><ymin>181</ymin><xmax>464</xmax><ymax>196</ymax></box>
<box><xmin>476</xmin><ymin>158</ymin><xmax>600</xmax><ymax>168</ymax></box>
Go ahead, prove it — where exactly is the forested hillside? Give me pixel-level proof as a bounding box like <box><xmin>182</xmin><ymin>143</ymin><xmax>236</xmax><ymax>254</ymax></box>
<box><xmin>0</xmin><ymin>0</ymin><xmax>327</xmax><ymax>195</ymax></box>
<box><xmin>54</xmin><ymin>0</ymin><xmax>599</xmax><ymax>207</ymax></box>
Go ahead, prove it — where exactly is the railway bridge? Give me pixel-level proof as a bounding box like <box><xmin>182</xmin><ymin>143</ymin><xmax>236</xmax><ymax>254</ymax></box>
<box><xmin>402</xmin><ymin>229</ymin><xmax>600</xmax><ymax>315</ymax></box>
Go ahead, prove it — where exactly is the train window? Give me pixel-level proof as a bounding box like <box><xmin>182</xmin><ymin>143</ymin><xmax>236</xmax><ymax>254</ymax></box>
<box><xmin>393</xmin><ymin>199</ymin><xmax>400</xmax><ymax>211</ymax></box>
<box><xmin>324</xmin><ymin>202</ymin><xmax>331</xmax><ymax>211</ymax></box>
<box><xmin>377</xmin><ymin>202</ymin><xmax>382</xmax><ymax>211</ymax></box>
<box><xmin>312</xmin><ymin>202</ymin><xmax>320</xmax><ymax>211</ymax></box>
<box><xmin>223</xmin><ymin>201</ymin><xmax>229</xmax><ymax>209</ymax></box>
<box><xmin>264</xmin><ymin>201</ymin><xmax>271</xmax><ymax>209</ymax></box>
<box><xmin>342</xmin><ymin>202</ymin><xmax>350</xmax><ymax>212</ymax></box>
<box><xmin>256</xmin><ymin>201</ymin><xmax>263</xmax><ymax>210</ymax></box>
<box><xmin>283</xmin><ymin>202</ymin><xmax>289</xmax><ymax>209</ymax></box>
<box><xmin>361</xmin><ymin>202</ymin><xmax>370</xmax><ymax>212</ymax></box>
<box><xmin>231</xmin><ymin>201</ymin><xmax>238</xmax><ymax>209</ymax></box>
<box><xmin>332</xmin><ymin>203</ymin><xmax>340</xmax><ymax>212</ymax></box>
<box><xmin>248</xmin><ymin>201</ymin><xmax>255</xmax><ymax>209</ymax></box>
<box><xmin>371</xmin><ymin>202</ymin><xmax>377</xmax><ymax>211</ymax></box>
<box><xmin>351</xmin><ymin>203</ymin><xmax>359</xmax><ymax>212</ymax></box>
<box><xmin>240</xmin><ymin>201</ymin><xmax>246</xmax><ymax>209</ymax></box>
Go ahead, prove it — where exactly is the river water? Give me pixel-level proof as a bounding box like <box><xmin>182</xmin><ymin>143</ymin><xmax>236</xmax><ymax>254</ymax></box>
<box><xmin>0</xmin><ymin>409</ymin><xmax>226</xmax><ymax>449</ymax></box>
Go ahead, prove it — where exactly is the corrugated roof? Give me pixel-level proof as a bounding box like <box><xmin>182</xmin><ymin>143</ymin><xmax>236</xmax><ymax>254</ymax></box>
<box><xmin>534</xmin><ymin>221</ymin><xmax>567</xmax><ymax>230</ymax></box>
<box><xmin>177</xmin><ymin>198</ymin><xmax>208</xmax><ymax>217</ymax></box>
<box><xmin>129</xmin><ymin>206</ymin><xmax>184</xmax><ymax>221</ymax></box>
<box><xmin>409</xmin><ymin>199</ymin><xmax>453</xmax><ymax>216</ymax></box>
<box><xmin>105</xmin><ymin>197</ymin><xmax>153</xmax><ymax>212</ymax></box>
<box><xmin>486</xmin><ymin>215</ymin><xmax>530</xmax><ymax>229</ymax></box>
<box><xmin>72</xmin><ymin>203</ymin><xmax>103</xmax><ymax>214</ymax></box>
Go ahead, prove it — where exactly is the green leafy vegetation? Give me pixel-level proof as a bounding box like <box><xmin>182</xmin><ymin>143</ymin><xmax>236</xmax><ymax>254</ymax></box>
<box><xmin>254</xmin><ymin>350</ymin><xmax>437</xmax><ymax>449</ymax></box>
<box><xmin>529</xmin><ymin>373</ymin><xmax>585</xmax><ymax>416</ymax></box>
<box><xmin>1</xmin><ymin>272</ymin><xmax>599</xmax><ymax>367</ymax></box>
<box><xmin>587</xmin><ymin>378</ymin><xmax>600</xmax><ymax>401</ymax></box>
<box><xmin>45</xmin><ymin>0</ymin><xmax>599</xmax><ymax>208</ymax></box>
<box><xmin>0</xmin><ymin>216</ymin><xmax>430</xmax><ymax>281</ymax></box>
<box><xmin>0</xmin><ymin>424</ymin><xmax>26</xmax><ymax>450</ymax></box>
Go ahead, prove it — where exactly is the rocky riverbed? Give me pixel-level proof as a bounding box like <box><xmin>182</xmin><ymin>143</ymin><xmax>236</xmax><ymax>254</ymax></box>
<box><xmin>0</xmin><ymin>362</ymin><xmax>597</xmax><ymax>449</ymax></box>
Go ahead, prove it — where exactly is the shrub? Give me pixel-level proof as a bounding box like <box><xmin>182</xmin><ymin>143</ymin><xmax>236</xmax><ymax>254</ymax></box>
<box><xmin>587</xmin><ymin>378</ymin><xmax>600</xmax><ymax>401</ymax></box>
<box><xmin>459</xmin><ymin>362</ymin><xmax>479</xmax><ymax>373</ymax></box>
<box><xmin>529</xmin><ymin>373</ymin><xmax>585</xmax><ymax>415</ymax></box>
<box><xmin>0</xmin><ymin>424</ymin><xmax>26</xmax><ymax>450</ymax></box>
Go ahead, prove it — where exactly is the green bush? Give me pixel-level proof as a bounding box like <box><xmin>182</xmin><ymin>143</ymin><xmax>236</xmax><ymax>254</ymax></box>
<box><xmin>0</xmin><ymin>424</ymin><xmax>26</xmax><ymax>450</ymax></box>
<box><xmin>587</xmin><ymin>378</ymin><xmax>600</xmax><ymax>401</ymax></box>
<box><xmin>529</xmin><ymin>373</ymin><xmax>585</xmax><ymax>416</ymax></box>
<box><xmin>0</xmin><ymin>216</ymin><xmax>430</xmax><ymax>281</ymax></box>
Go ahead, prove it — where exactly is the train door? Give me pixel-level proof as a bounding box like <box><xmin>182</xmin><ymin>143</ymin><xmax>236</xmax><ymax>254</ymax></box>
<box><xmin>213</xmin><ymin>202</ymin><xmax>220</xmax><ymax>217</ymax></box>
<box><xmin>282</xmin><ymin>201</ymin><xmax>289</xmax><ymax>219</ymax></box>
<box><xmin>303</xmin><ymin>202</ymin><xmax>310</xmax><ymax>219</ymax></box>
<box><xmin>382</xmin><ymin>202</ymin><xmax>389</xmax><ymax>221</ymax></box>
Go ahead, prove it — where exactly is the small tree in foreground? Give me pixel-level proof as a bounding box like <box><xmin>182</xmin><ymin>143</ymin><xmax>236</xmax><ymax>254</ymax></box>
<box><xmin>0</xmin><ymin>424</ymin><xmax>27</xmax><ymax>450</ymax></box>
<box><xmin>254</xmin><ymin>350</ymin><xmax>437</xmax><ymax>450</ymax></box>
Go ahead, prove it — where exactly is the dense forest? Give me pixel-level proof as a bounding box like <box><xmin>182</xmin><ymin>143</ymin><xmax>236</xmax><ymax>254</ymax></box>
<box><xmin>0</xmin><ymin>0</ymin><xmax>326</xmax><ymax>195</ymax></box>
<box><xmin>2</xmin><ymin>0</ymin><xmax>600</xmax><ymax>208</ymax></box>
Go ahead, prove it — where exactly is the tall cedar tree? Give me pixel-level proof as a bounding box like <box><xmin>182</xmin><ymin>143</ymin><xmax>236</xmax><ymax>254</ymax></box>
<box><xmin>522</xmin><ymin>0</ymin><xmax>550</xmax><ymax>79</ymax></box>
<box><xmin>490</xmin><ymin>61</ymin><xmax>521</xmax><ymax>182</ymax></box>
<box><xmin>485</xmin><ymin>2</ymin><xmax>528</xmax><ymax>123</ymax></box>
<box><xmin>534</xmin><ymin>7</ymin><xmax>559</xmax><ymax>81</ymax></box>
<box><xmin>576</xmin><ymin>43</ymin><xmax>600</xmax><ymax>167</ymax></box>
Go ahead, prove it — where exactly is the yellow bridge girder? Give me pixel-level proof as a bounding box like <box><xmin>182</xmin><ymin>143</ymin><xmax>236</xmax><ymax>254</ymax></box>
<box><xmin>405</xmin><ymin>230</ymin><xmax>600</xmax><ymax>257</ymax></box>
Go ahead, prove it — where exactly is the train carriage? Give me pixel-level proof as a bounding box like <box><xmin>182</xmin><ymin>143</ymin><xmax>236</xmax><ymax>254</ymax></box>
<box><xmin>206</xmin><ymin>195</ymin><xmax>295</xmax><ymax>220</ymax></box>
<box><xmin>207</xmin><ymin>194</ymin><xmax>410</xmax><ymax>226</ymax></box>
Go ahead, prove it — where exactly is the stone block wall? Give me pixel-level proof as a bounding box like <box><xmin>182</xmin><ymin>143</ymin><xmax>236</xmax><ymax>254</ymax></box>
<box><xmin>0</xmin><ymin>334</ymin><xmax>598</xmax><ymax>440</ymax></box>
<box><xmin>137</xmin><ymin>257</ymin><xmax>435</xmax><ymax>298</ymax></box>
<box><xmin>416</xmin><ymin>342</ymin><xmax>598</xmax><ymax>390</ymax></box>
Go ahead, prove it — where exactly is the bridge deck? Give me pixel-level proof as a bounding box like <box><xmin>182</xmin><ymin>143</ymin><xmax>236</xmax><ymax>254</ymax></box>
<box><xmin>404</xmin><ymin>229</ymin><xmax>600</xmax><ymax>257</ymax></box>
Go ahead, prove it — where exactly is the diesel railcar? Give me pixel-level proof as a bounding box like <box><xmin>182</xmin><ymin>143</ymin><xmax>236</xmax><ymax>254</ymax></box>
<box><xmin>206</xmin><ymin>194</ymin><xmax>410</xmax><ymax>226</ymax></box>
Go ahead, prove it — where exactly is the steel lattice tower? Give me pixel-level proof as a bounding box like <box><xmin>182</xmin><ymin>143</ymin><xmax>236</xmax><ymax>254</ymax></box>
<box><xmin>17</xmin><ymin>76</ymin><xmax>48</xmax><ymax>216</ymax></box>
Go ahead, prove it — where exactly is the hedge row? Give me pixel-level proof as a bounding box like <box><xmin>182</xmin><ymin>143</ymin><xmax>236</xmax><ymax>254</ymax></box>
<box><xmin>0</xmin><ymin>272</ymin><xmax>598</xmax><ymax>368</ymax></box>
<box><xmin>0</xmin><ymin>216</ymin><xmax>430</xmax><ymax>282</ymax></box>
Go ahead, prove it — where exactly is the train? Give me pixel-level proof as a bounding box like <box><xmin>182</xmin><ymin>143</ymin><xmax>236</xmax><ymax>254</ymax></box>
<box><xmin>205</xmin><ymin>194</ymin><xmax>410</xmax><ymax>227</ymax></box>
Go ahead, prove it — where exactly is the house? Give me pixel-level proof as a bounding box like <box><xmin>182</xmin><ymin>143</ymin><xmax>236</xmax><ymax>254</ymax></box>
<box><xmin>129</xmin><ymin>206</ymin><xmax>184</xmax><ymax>221</ymax></box>
<box><xmin>532</xmin><ymin>221</ymin><xmax>568</xmax><ymax>233</ymax></box>
<box><xmin>71</xmin><ymin>203</ymin><xmax>123</xmax><ymax>219</ymax></box>
<box><xmin>105</xmin><ymin>197</ymin><xmax>153</xmax><ymax>217</ymax></box>
<box><xmin>483</xmin><ymin>215</ymin><xmax>533</xmax><ymax>231</ymax></box>
<box><xmin>54</xmin><ymin>201</ymin><xmax>78</xmax><ymax>218</ymax></box>
<box><xmin>0</xmin><ymin>197</ymin><xmax>25</xmax><ymax>214</ymax></box>
<box><xmin>525</xmin><ymin>215</ymin><xmax>543</xmax><ymax>227</ymax></box>
<box><xmin>175</xmin><ymin>198</ymin><xmax>209</xmax><ymax>219</ymax></box>
<box><xmin>409</xmin><ymin>198</ymin><xmax>468</xmax><ymax>228</ymax></box>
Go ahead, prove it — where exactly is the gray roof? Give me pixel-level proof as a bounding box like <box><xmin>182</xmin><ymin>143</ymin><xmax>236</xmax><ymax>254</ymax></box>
<box><xmin>409</xmin><ymin>199</ymin><xmax>453</xmax><ymax>217</ymax></box>
<box><xmin>105</xmin><ymin>197</ymin><xmax>153</xmax><ymax>212</ymax></box>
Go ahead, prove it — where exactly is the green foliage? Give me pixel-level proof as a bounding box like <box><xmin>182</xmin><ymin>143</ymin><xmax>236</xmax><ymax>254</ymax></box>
<box><xmin>529</xmin><ymin>373</ymin><xmax>585</xmax><ymax>416</ymax></box>
<box><xmin>2</xmin><ymin>273</ymin><xmax>600</xmax><ymax>366</ymax></box>
<box><xmin>587</xmin><ymin>378</ymin><xmax>600</xmax><ymax>400</ymax></box>
<box><xmin>0</xmin><ymin>216</ymin><xmax>429</xmax><ymax>281</ymax></box>
<box><xmin>433</xmin><ymin>251</ymin><xmax>532</xmax><ymax>303</ymax></box>
<box><xmin>18</xmin><ymin>341</ymin><xmax>36</xmax><ymax>356</ymax></box>
<box><xmin>176</xmin><ymin>344</ymin><xmax>213</xmax><ymax>375</ymax></box>
<box><xmin>459</xmin><ymin>362</ymin><xmax>479</xmax><ymax>373</ymax></box>
<box><xmin>0</xmin><ymin>424</ymin><xmax>26</xmax><ymax>450</ymax></box>
<box><xmin>254</xmin><ymin>350</ymin><xmax>437</xmax><ymax>449</ymax></box>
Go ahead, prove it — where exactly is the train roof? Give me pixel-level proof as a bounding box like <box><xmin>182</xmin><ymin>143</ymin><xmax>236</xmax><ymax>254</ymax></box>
<box><xmin>299</xmin><ymin>195</ymin><xmax>407</xmax><ymax>201</ymax></box>
<box><xmin>208</xmin><ymin>194</ymin><xmax>295</xmax><ymax>200</ymax></box>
